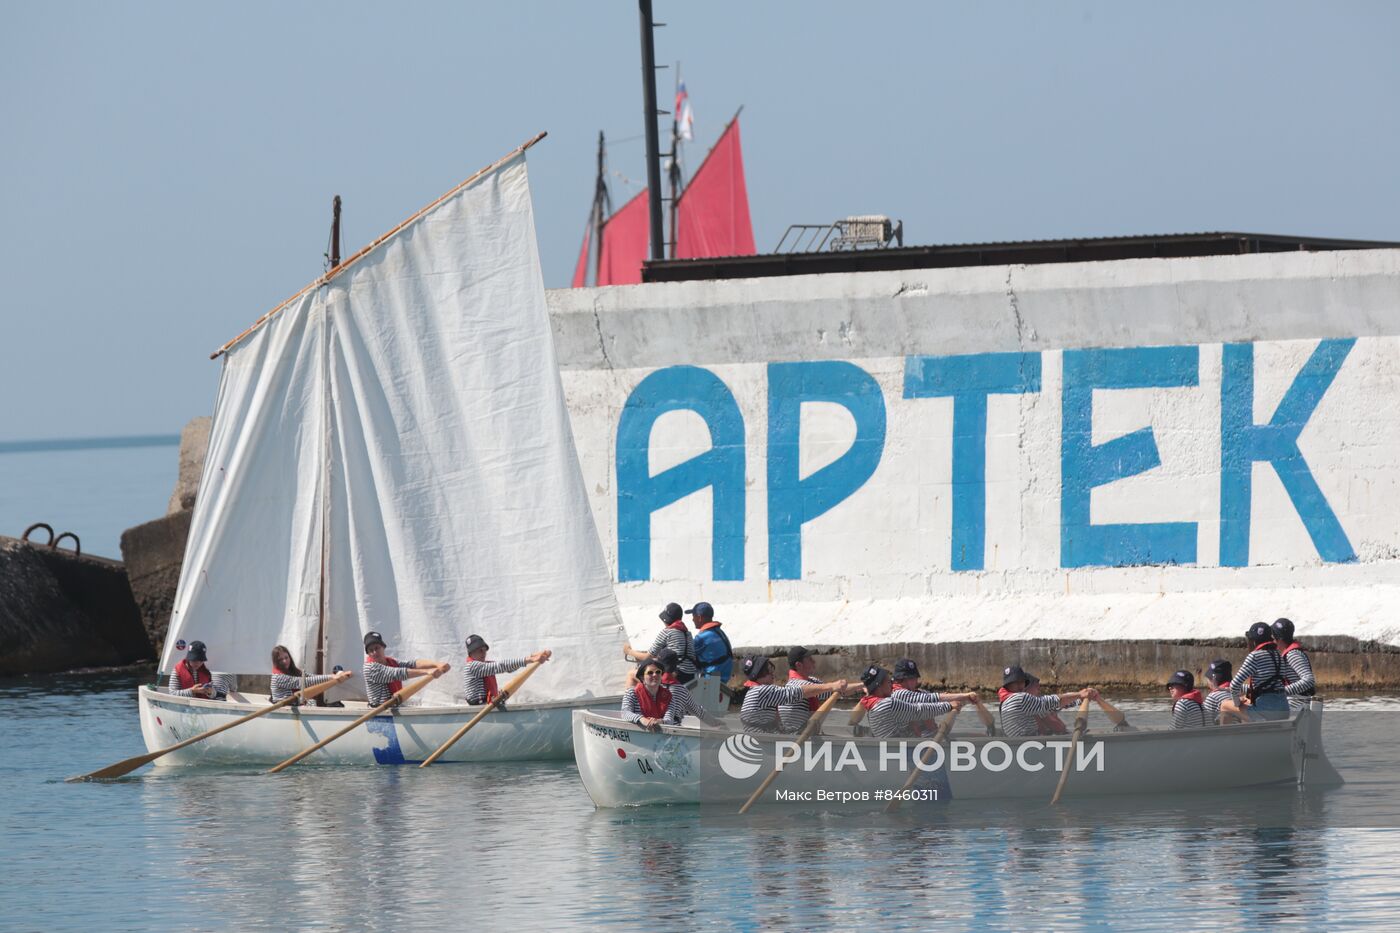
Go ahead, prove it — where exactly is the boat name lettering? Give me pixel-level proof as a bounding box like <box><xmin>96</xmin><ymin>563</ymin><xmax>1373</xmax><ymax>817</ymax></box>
<box><xmin>587</xmin><ymin>722</ymin><xmax>634</xmax><ymax>742</ymax></box>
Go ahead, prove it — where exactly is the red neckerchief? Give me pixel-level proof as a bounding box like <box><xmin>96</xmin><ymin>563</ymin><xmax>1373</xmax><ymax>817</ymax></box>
<box><xmin>859</xmin><ymin>694</ymin><xmax>883</xmax><ymax>711</ymax></box>
<box><xmin>1174</xmin><ymin>689</ymin><xmax>1204</xmax><ymax>707</ymax></box>
<box><xmin>997</xmin><ymin>686</ymin><xmax>1012</xmax><ymax>703</ymax></box>
<box><xmin>467</xmin><ymin>657</ymin><xmax>499</xmax><ymax>702</ymax></box>
<box><xmin>367</xmin><ymin>653</ymin><xmax>403</xmax><ymax>695</ymax></box>
<box><xmin>666</xmin><ymin>620</ymin><xmax>688</xmax><ymax>632</ymax></box>
<box><xmin>743</xmin><ymin>680</ymin><xmax>762</xmax><ymax>689</ymax></box>
<box><xmin>789</xmin><ymin>672</ymin><xmax>821</xmax><ymax>711</ymax></box>
<box><xmin>634</xmin><ymin>683</ymin><xmax>672</xmax><ymax>719</ymax></box>
<box><xmin>661</xmin><ymin>672</ymin><xmax>680</xmax><ymax>685</ymax></box>
<box><xmin>174</xmin><ymin>659</ymin><xmax>212</xmax><ymax>689</ymax></box>
<box><xmin>1281</xmin><ymin>642</ymin><xmax>1303</xmax><ymax>657</ymax></box>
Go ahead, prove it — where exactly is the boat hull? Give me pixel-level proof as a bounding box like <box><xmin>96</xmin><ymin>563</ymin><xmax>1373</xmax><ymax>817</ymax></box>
<box><xmin>572</xmin><ymin>700</ymin><xmax>1339</xmax><ymax>808</ymax></box>
<box><xmin>138</xmin><ymin>685</ymin><xmax>620</xmax><ymax>766</ymax></box>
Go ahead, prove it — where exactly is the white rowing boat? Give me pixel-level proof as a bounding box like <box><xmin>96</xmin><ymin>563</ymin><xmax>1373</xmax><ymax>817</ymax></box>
<box><xmin>140</xmin><ymin>138</ymin><xmax>629</xmax><ymax>768</ymax></box>
<box><xmin>572</xmin><ymin>700</ymin><xmax>1340</xmax><ymax>808</ymax></box>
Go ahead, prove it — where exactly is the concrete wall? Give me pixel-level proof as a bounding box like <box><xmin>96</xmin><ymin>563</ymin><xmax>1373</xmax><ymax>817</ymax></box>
<box><xmin>547</xmin><ymin>248</ymin><xmax>1400</xmax><ymax>664</ymax></box>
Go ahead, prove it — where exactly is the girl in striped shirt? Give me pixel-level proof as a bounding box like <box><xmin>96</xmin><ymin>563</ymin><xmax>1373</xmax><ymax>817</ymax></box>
<box><xmin>1203</xmin><ymin>659</ymin><xmax>1243</xmax><ymax>725</ymax></box>
<box><xmin>270</xmin><ymin>644</ymin><xmax>342</xmax><ymax>703</ymax></box>
<box><xmin>361</xmin><ymin>631</ymin><xmax>448</xmax><ymax>707</ymax></box>
<box><xmin>1166</xmin><ymin>669</ymin><xmax>1206</xmax><ymax>729</ymax></box>
<box><xmin>1230</xmin><ymin>623</ymin><xmax>1290</xmax><ymax>721</ymax></box>
<box><xmin>998</xmin><ymin>665</ymin><xmax>1098</xmax><ymax>737</ymax></box>
<box><xmin>738</xmin><ymin>655</ymin><xmax>848</xmax><ymax>734</ymax></box>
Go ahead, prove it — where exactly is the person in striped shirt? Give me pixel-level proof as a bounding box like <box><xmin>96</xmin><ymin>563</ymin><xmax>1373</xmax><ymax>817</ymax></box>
<box><xmin>739</xmin><ymin>655</ymin><xmax>847</xmax><ymax>734</ymax></box>
<box><xmin>1166</xmin><ymin>669</ymin><xmax>1206</xmax><ymax>729</ymax></box>
<box><xmin>857</xmin><ymin>665</ymin><xmax>961</xmax><ymax>739</ymax></box>
<box><xmin>270</xmin><ymin>644</ymin><xmax>343</xmax><ymax>703</ymax></box>
<box><xmin>1230</xmin><ymin>622</ymin><xmax>1290</xmax><ymax>721</ymax></box>
<box><xmin>623</xmin><ymin>653</ymin><xmax>721</xmax><ymax>729</ymax></box>
<box><xmin>1203</xmin><ymin>659</ymin><xmax>1244</xmax><ymax>725</ymax></box>
<box><xmin>362</xmin><ymin>631</ymin><xmax>448</xmax><ymax>707</ymax></box>
<box><xmin>778</xmin><ymin>646</ymin><xmax>827</xmax><ymax>733</ymax></box>
<box><xmin>890</xmin><ymin>658</ymin><xmax>978</xmax><ymax>736</ymax></box>
<box><xmin>996</xmin><ymin>671</ymin><xmax>1068</xmax><ymax>735</ymax></box>
<box><xmin>1272</xmin><ymin>618</ymin><xmax>1316</xmax><ymax>709</ymax></box>
<box><xmin>461</xmin><ymin>634</ymin><xmax>550</xmax><ymax>706</ymax></box>
<box><xmin>167</xmin><ymin>640</ymin><xmax>226</xmax><ymax>700</ymax></box>
<box><xmin>623</xmin><ymin>602</ymin><xmax>698</xmax><ymax>686</ymax></box>
<box><xmin>998</xmin><ymin>665</ymin><xmax>1098</xmax><ymax>737</ymax></box>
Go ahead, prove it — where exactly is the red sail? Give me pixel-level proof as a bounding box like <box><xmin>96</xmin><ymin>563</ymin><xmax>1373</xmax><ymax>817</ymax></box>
<box><xmin>597</xmin><ymin>189</ymin><xmax>650</xmax><ymax>286</ymax></box>
<box><xmin>675</xmin><ymin>118</ymin><xmax>755</xmax><ymax>259</ymax></box>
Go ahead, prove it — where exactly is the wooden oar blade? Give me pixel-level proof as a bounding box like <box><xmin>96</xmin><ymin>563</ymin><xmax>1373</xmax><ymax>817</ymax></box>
<box><xmin>67</xmin><ymin>751</ymin><xmax>160</xmax><ymax>783</ymax></box>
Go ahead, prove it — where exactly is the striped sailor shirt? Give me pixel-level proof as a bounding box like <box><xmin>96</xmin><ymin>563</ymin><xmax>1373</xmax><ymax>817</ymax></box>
<box><xmin>999</xmin><ymin>693</ymin><xmax>1063</xmax><ymax>737</ymax></box>
<box><xmin>462</xmin><ymin>658</ymin><xmax>527</xmax><ymax>705</ymax></box>
<box><xmin>1204</xmin><ymin>688</ymin><xmax>1233</xmax><ymax>724</ymax></box>
<box><xmin>270</xmin><ymin>672</ymin><xmax>339</xmax><ymax>703</ymax></box>
<box><xmin>1171</xmin><ymin>698</ymin><xmax>1207</xmax><ymax>729</ymax></box>
<box><xmin>1282</xmin><ymin>647</ymin><xmax>1316</xmax><ymax>697</ymax></box>
<box><xmin>1229</xmin><ymin>647</ymin><xmax>1287</xmax><ymax>702</ymax></box>
<box><xmin>167</xmin><ymin>669</ymin><xmax>228</xmax><ymax>700</ymax></box>
<box><xmin>647</xmin><ymin>626</ymin><xmax>698</xmax><ymax>680</ymax></box>
<box><xmin>741</xmin><ymin>684</ymin><xmax>806</xmax><ymax>734</ymax></box>
<box><xmin>778</xmin><ymin>675</ymin><xmax>827</xmax><ymax>733</ymax></box>
<box><xmin>363</xmin><ymin>659</ymin><xmax>414</xmax><ymax>707</ymax></box>
<box><xmin>620</xmin><ymin>681</ymin><xmax>719</xmax><ymax>727</ymax></box>
<box><xmin>866</xmin><ymin>695</ymin><xmax>954</xmax><ymax>739</ymax></box>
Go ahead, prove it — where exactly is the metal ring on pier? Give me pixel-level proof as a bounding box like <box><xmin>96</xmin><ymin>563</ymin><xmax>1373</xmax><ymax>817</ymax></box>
<box><xmin>52</xmin><ymin>532</ymin><xmax>81</xmax><ymax>557</ymax></box>
<box><xmin>21</xmin><ymin>523</ymin><xmax>55</xmax><ymax>546</ymax></box>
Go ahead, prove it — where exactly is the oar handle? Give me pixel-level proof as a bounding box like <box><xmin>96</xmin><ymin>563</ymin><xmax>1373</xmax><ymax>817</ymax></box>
<box><xmin>738</xmin><ymin>689</ymin><xmax>842</xmax><ymax>814</ymax></box>
<box><xmin>1095</xmin><ymin>695</ymin><xmax>1130</xmax><ymax>729</ymax></box>
<box><xmin>886</xmin><ymin>704</ymin><xmax>961</xmax><ymax>812</ymax></box>
<box><xmin>69</xmin><ymin>670</ymin><xmax>353</xmax><ymax>782</ymax></box>
<box><xmin>972</xmin><ymin>696</ymin><xmax>996</xmax><ymax>736</ymax></box>
<box><xmin>267</xmin><ymin>668</ymin><xmax>444</xmax><ymax>774</ymax></box>
<box><xmin>1050</xmin><ymin>696</ymin><xmax>1092</xmax><ymax>805</ymax></box>
<box><xmin>418</xmin><ymin>660</ymin><xmax>544</xmax><ymax>768</ymax></box>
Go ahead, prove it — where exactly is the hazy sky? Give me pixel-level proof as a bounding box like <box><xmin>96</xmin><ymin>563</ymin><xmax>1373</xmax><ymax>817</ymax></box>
<box><xmin>3</xmin><ymin>1</ymin><xmax>1397</xmax><ymax>441</ymax></box>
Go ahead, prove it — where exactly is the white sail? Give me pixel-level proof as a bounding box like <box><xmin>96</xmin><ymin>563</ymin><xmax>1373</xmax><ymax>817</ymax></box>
<box><xmin>162</xmin><ymin>149</ymin><xmax>626</xmax><ymax>705</ymax></box>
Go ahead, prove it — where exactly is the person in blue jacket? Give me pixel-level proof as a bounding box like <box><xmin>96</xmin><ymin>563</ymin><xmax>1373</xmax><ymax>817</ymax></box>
<box><xmin>689</xmin><ymin>602</ymin><xmax>733</xmax><ymax>714</ymax></box>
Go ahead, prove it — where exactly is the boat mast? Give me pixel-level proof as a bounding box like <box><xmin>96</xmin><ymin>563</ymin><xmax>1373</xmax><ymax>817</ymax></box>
<box><xmin>590</xmin><ymin>131</ymin><xmax>610</xmax><ymax>285</ymax></box>
<box><xmin>667</xmin><ymin>63</ymin><xmax>682</xmax><ymax>259</ymax></box>
<box><xmin>315</xmin><ymin>196</ymin><xmax>340</xmax><ymax>676</ymax></box>
<box><xmin>637</xmin><ymin>0</ymin><xmax>665</xmax><ymax>262</ymax></box>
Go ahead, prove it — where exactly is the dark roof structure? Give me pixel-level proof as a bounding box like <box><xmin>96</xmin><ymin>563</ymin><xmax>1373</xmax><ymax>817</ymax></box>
<box><xmin>640</xmin><ymin>232</ymin><xmax>1400</xmax><ymax>283</ymax></box>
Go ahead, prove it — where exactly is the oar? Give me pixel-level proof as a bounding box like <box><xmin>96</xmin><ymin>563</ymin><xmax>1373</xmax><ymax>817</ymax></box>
<box><xmin>1095</xmin><ymin>695</ymin><xmax>1135</xmax><ymax>731</ymax></box>
<box><xmin>68</xmin><ymin>671</ymin><xmax>352</xmax><ymax>781</ymax></box>
<box><xmin>739</xmin><ymin>690</ymin><xmax>842</xmax><ymax>814</ymax></box>
<box><xmin>418</xmin><ymin>660</ymin><xmax>543</xmax><ymax>768</ymax></box>
<box><xmin>972</xmin><ymin>696</ymin><xmax>996</xmax><ymax>736</ymax></box>
<box><xmin>848</xmin><ymin>699</ymin><xmax>869</xmax><ymax>728</ymax></box>
<box><xmin>885</xmin><ymin>704</ymin><xmax>961</xmax><ymax>813</ymax></box>
<box><xmin>1050</xmin><ymin>696</ymin><xmax>1093</xmax><ymax>805</ymax></box>
<box><xmin>267</xmin><ymin>667</ymin><xmax>445</xmax><ymax>773</ymax></box>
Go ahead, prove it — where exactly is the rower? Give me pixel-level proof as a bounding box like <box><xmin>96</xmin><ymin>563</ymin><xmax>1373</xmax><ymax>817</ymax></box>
<box><xmin>1272</xmin><ymin>617</ymin><xmax>1316</xmax><ymax>710</ymax></box>
<box><xmin>689</xmin><ymin>602</ymin><xmax>734</xmax><ymax>712</ymax></box>
<box><xmin>623</xmin><ymin>602</ymin><xmax>698</xmax><ymax>687</ymax></box>
<box><xmin>857</xmin><ymin>665</ymin><xmax>961</xmax><ymax>739</ymax></box>
<box><xmin>362</xmin><ymin>631</ymin><xmax>448</xmax><ymax>707</ymax></box>
<box><xmin>1230</xmin><ymin>622</ymin><xmax>1290</xmax><ymax>721</ymax></box>
<box><xmin>738</xmin><ymin>655</ymin><xmax>847</xmax><ymax>735</ymax></box>
<box><xmin>998</xmin><ymin>665</ymin><xmax>1097</xmax><ymax>737</ymax></box>
<box><xmin>270</xmin><ymin>644</ymin><xmax>342</xmax><ymax>704</ymax></box>
<box><xmin>1166</xmin><ymin>669</ymin><xmax>1206</xmax><ymax>729</ymax></box>
<box><xmin>625</xmin><ymin>649</ymin><xmax>720</xmax><ymax>728</ymax></box>
<box><xmin>1203</xmin><ymin>659</ymin><xmax>1244</xmax><ymax>725</ymax></box>
<box><xmin>891</xmin><ymin>658</ymin><xmax>977</xmax><ymax>736</ymax></box>
<box><xmin>462</xmin><ymin>634</ymin><xmax>550</xmax><ymax>706</ymax></box>
<box><xmin>778</xmin><ymin>646</ymin><xmax>826</xmax><ymax>734</ymax></box>
<box><xmin>168</xmin><ymin>640</ymin><xmax>226</xmax><ymax>700</ymax></box>
<box><xmin>997</xmin><ymin>671</ymin><xmax>1068</xmax><ymax>735</ymax></box>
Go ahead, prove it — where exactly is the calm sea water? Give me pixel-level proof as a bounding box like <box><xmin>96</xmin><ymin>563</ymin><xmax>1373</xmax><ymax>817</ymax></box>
<box><xmin>0</xmin><ymin>439</ymin><xmax>177</xmax><ymax>560</ymax></box>
<box><xmin>5</xmin><ymin>670</ymin><xmax>1400</xmax><ymax>932</ymax></box>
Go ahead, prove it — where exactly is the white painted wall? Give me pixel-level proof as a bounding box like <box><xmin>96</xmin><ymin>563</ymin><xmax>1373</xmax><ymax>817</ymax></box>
<box><xmin>547</xmin><ymin>249</ymin><xmax>1400</xmax><ymax>649</ymax></box>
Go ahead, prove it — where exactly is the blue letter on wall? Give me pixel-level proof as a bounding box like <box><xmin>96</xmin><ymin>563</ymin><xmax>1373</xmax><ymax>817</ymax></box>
<box><xmin>1219</xmin><ymin>339</ymin><xmax>1356</xmax><ymax>566</ymax></box>
<box><xmin>768</xmin><ymin>361</ymin><xmax>886</xmax><ymax>580</ymax></box>
<box><xmin>1061</xmin><ymin>346</ymin><xmax>1199</xmax><ymax>568</ymax></box>
<box><xmin>903</xmin><ymin>352</ymin><xmax>1042</xmax><ymax>570</ymax></box>
<box><xmin>616</xmin><ymin>366</ymin><xmax>746</xmax><ymax>582</ymax></box>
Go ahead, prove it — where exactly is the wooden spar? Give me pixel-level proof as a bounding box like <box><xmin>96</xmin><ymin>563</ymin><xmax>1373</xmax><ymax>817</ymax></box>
<box><xmin>210</xmin><ymin>131</ymin><xmax>548</xmax><ymax>360</ymax></box>
<box><xmin>330</xmin><ymin>195</ymin><xmax>342</xmax><ymax>268</ymax></box>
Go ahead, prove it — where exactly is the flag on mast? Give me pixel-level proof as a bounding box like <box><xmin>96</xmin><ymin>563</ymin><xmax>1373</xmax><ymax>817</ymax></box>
<box><xmin>675</xmin><ymin>80</ymin><xmax>694</xmax><ymax>141</ymax></box>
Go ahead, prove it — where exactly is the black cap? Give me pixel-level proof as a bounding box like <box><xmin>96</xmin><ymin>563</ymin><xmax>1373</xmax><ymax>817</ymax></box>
<box><xmin>636</xmin><ymin>658</ymin><xmax>664</xmax><ymax>679</ymax></box>
<box><xmin>1271</xmin><ymin>617</ymin><xmax>1296</xmax><ymax>642</ymax></box>
<box><xmin>653</xmin><ymin>647</ymin><xmax>681</xmax><ymax>673</ymax></box>
<box><xmin>186</xmin><ymin>640</ymin><xmax>208</xmax><ymax>662</ymax></box>
<box><xmin>686</xmin><ymin>601</ymin><xmax>715</xmax><ymax>620</ymax></box>
<box><xmin>1247</xmin><ymin>622</ymin><xmax>1274</xmax><ymax>646</ymax></box>
<box><xmin>787</xmin><ymin>645</ymin><xmax>814</xmax><ymax>666</ymax></box>
<box><xmin>363</xmin><ymin>631</ymin><xmax>386</xmax><ymax>651</ymax></box>
<box><xmin>1002</xmin><ymin>665</ymin><xmax>1029</xmax><ymax>687</ymax></box>
<box><xmin>1206</xmin><ymin>659</ymin><xmax>1232</xmax><ymax>683</ymax></box>
<box><xmin>659</xmin><ymin>603</ymin><xmax>684</xmax><ymax>624</ymax></box>
<box><xmin>892</xmin><ymin>658</ymin><xmax>920</xmax><ymax>681</ymax></box>
<box><xmin>861</xmin><ymin>665</ymin><xmax>890</xmax><ymax>690</ymax></box>
<box><xmin>464</xmin><ymin>634</ymin><xmax>489</xmax><ymax>654</ymax></box>
<box><xmin>742</xmin><ymin>654</ymin><xmax>772</xmax><ymax>679</ymax></box>
<box><xmin>1167</xmin><ymin>669</ymin><xmax>1194</xmax><ymax>689</ymax></box>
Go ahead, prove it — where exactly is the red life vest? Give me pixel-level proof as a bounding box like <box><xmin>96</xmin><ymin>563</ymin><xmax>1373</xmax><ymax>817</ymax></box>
<box><xmin>789</xmin><ymin>672</ymin><xmax>821</xmax><ymax>711</ymax></box>
<box><xmin>859</xmin><ymin>694</ymin><xmax>883</xmax><ymax>711</ymax></box>
<box><xmin>1173</xmin><ymin>689</ymin><xmax>1205</xmax><ymax>724</ymax></box>
<box><xmin>661</xmin><ymin>672</ymin><xmax>680</xmax><ymax>686</ymax></box>
<box><xmin>634</xmin><ymin>683</ymin><xmax>672</xmax><ymax>719</ymax></box>
<box><xmin>467</xmin><ymin>658</ymin><xmax>499</xmax><ymax>703</ymax></box>
<box><xmin>366</xmin><ymin>654</ymin><xmax>403</xmax><ymax>695</ymax></box>
<box><xmin>174</xmin><ymin>659</ymin><xmax>212</xmax><ymax>690</ymax></box>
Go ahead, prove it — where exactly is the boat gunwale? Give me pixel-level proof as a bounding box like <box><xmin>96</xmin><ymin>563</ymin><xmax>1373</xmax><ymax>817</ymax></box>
<box><xmin>140</xmin><ymin>684</ymin><xmax>623</xmax><ymax>716</ymax></box>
